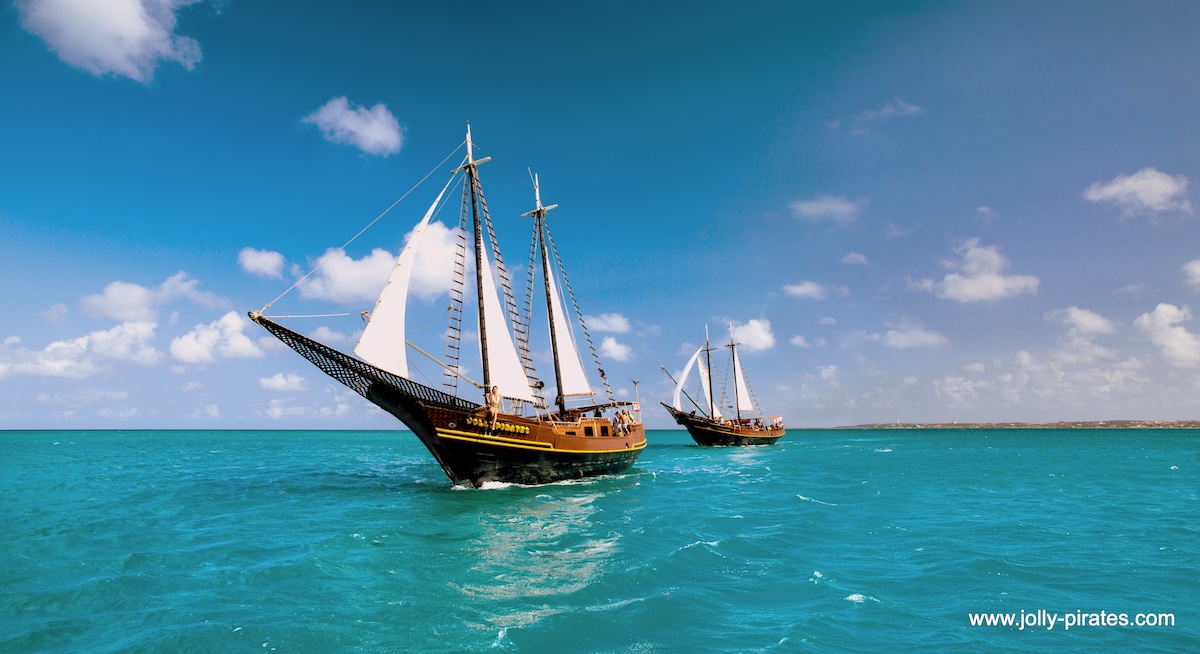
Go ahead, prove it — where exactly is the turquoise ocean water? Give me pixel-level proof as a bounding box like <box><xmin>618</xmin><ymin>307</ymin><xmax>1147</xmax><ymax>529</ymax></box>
<box><xmin>2</xmin><ymin>428</ymin><xmax>1196</xmax><ymax>653</ymax></box>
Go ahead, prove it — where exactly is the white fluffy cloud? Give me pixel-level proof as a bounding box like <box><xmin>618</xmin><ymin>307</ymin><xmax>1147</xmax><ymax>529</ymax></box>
<box><xmin>599</xmin><ymin>336</ymin><xmax>632</xmax><ymax>362</ymax></box>
<box><xmin>1050</xmin><ymin>306</ymin><xmax>1115</xmax><ymax>335</ymax></box>
<box><xmin>239</xmin><ymin>248</ymin><xmax>286</xmax><ymax>279</ymax></box>
<box><xmin>81</xmin><ymin>281</ymin><xmax>156</xmax><ymax>321</ymax></box>
<box><xmin>259</xmin><ymin>373</ymin><xmax>310</xmax><ymax>392</ymax></box>
<box><xmin>0</xmin><ymin>321</ymin><xmax>160</xmax><ymax>379</ymax></box>
<box><xmin>585</xmin><ymin>313</ymin><xmax>631</xmax><ymax>333</ymax></box>
<box><xmin>39</xmin><ymin>303</ymin><xmax>68</xmax><ymax>323</ymax></box>
<box><xmin>296</xmin><ymin>248</ymin><xmax>396</xmax><ymax>304</ymax></box>
<box><xmin>1184</xmin><ymin>260</ymin><xmax>1200</xmax><ymax>291</ymax></box>
<box><xmin>81</xmin><ymin>272</ymin><xmax>225</xmax><ymax>321</ymax></box>
<box><xmin>933</xmin><ymin>376</ymin><xmax>990</xmax><ymax>406</ymax></box>
<box><xmin>855</xmin><ymin>98</ymin><xmax>923</xmax><ymax>123</ymax></box>
<box><xmin>1083</xmin><ymin>168</ymin><xmax>1191</xmax><ymax>218</ymax></box>
<box><xmin>17</xmin><ymin>0</ymin><xmax>201</xmax><ymax>83</ymax></box>
<box><xmin>170</xmin><ymin>311</ymin><xmax>265</xmax><ymax>363</ymax></box>
<box><xmin>880</xmin><ymin>326</ymin><xmax>947</xmax><ymax>349</ymax></box>
<box><xmin>298</xmin><ymin>221</ymin><xmax>458</xmax><ymax>305</ymax></box>
<box><xmin>1133</xmin><ymin>303</ymin><xmax>1200</xmax><ymax>369</ymax></box>
<box><xmin>788</xmin><ymin>195</ymin><xmax>866</xmax><ymax>226</ymax></box>
<box><xmin>309</xmin><ymin>326</ymin><xmax>351</xmax><ymax>345</ymax></box>
<box><xmin>831</xmin><ymin>99</ymin><xmax>924</xmax><ymax>135</ymax></box>
<box><xmin>783</xmin><ymin>280</ymin><xmax>827</xmax><ymax>300</ymax></box>
<box><xmin>920</xmin><ymin>238</ymin><xmax>1039</xmax><ymax>303</ymax></box>
<box><xmin>732</xmin><ymin>319</ymin><xmax>775</xmax><ymax>352</ymax></box>
<box><xmin>841</xmin><ymin>252</ymin><xmax>869</xmax><ymax>265</ymax></box>
<box><xmin>1047</xmin><ymin>306</ymin><xmax>1116</xmax><ymax>364</ymax></box>
<box><xmin>303</xmin><ymin>97</ymin><xmax>403</xmax><ymax>156</ymax></box>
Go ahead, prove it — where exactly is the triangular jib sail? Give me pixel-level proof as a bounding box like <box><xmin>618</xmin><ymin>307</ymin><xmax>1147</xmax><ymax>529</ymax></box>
<box><xmin>671</xmin><ymin>342</ymin><xmax>722</xmax><ymax>419</ymax></box>
<box><xmin>353</xmin><ymin>177</ymin><xmax>456</xmax><ymax>378</ymax></box>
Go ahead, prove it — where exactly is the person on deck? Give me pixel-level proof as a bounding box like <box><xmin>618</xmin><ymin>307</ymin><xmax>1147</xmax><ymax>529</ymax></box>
<box><xmin>485</xmin><ymin>385</ymin><xmax>502</xmax><ymax>431</ymax></box>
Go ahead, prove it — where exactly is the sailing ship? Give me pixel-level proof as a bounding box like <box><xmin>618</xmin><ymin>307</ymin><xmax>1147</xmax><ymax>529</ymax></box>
<box><xmin>249</xmin><ymin>127</ymin><xmax>645</xmax><ymax>487</ymax></box>
<box><xmin>661</xmin><ymin>327</ymin><xmax>786</xmax><ymax>446</ymax></box>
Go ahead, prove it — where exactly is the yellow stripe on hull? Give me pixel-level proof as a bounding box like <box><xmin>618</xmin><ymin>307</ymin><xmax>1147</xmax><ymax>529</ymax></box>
<box><xmin>703</xmin><ymin>429</ymin><xmax>781</xmax><ymax>440</ymax></box>
<box><xmin>435</xmin><ymin>428</ymin><xmax>647</xmax><ymax>455</ymax></box>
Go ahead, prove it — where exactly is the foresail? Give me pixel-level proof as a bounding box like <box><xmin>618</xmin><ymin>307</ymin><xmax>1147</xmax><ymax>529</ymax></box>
<box><xmin>478</xmin><ymin>234</ymin><xmax>536</xmax><ymax>403</ymax></box>
<box><xmin>672</xmin><ymin>344</ymin><xmax>703</xmax><ymax>411</ymax></box>
<box><xmin>546</xmin><ymin>267</ymin><xmax>592</xmax><ymax>398</ymax></box>
<box><xmin>732</xmin><ymin>348</ymin><xmax>755</xmax><ymax>413</ymax></box>
<box><xmin>354</xmin><ymin>180</ymin><xmax>453</xmax><ymax>378</ymax></box>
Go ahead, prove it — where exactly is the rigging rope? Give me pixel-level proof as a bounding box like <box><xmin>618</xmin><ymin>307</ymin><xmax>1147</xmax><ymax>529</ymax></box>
<box><xmin>544</xmin><ymin>222</ymin><xmax>616</xmax><ymax>404</ymax></box>
<box><xmin>257</xmin><ymin>143</ymin><xmax>467</xmax><ymax>315</ymax></box>
<box><xmin>261</xmin><ymin>312</ymin><xmax>350</xmax><ymax>319</ymax></box>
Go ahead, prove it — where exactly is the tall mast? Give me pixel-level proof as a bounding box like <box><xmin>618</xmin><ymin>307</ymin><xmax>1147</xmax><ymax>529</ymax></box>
<box><xmin>729</xmin><ymin>325</ymin><xmax>741</xmax><ymax>422</ymax></box>
<box><xmin>464</xmin><ymin>124</ymin><xmax>492</xmax><ymax>391</ymax></box>
<box><xmin>704</xmin><ymin>325</ymin><xmax>715</xmax><ymax>420</ymax></box>
<box><xmin>521</xmin><ymin>174</ymin><xmax>565</xmax><ymax>415</ymax></box>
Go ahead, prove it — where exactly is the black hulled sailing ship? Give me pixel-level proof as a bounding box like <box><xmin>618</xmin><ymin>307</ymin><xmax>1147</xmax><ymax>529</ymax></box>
<box><xmin>250</xmin><ymin>127</ymin><xmax>645</xmax><ymax>486</ymax></box>
<box><xmin>661</xmin><ymin>328</ymin><xmax>786</xmax><ymax>446</ymax></box>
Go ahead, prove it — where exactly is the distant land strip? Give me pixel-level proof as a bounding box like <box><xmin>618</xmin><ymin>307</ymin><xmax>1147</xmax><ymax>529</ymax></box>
<box><xmin>833</xmin><ymin>420</ymin><xmax>1200</xmax><ymax>429</ymax></box>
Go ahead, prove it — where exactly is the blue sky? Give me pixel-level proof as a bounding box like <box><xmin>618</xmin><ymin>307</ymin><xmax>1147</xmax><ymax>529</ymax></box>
<box><xmin>2</xmin><ymin>0</ymin><xmax>1198</xmax><ymax>429</ymax></box>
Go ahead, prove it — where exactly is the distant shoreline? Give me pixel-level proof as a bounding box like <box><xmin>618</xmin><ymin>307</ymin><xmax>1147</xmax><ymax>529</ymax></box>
<box><xmin>832</xmin><ymin>420</ymin><xmax>1200</xmax><ymax>430</ymax></box>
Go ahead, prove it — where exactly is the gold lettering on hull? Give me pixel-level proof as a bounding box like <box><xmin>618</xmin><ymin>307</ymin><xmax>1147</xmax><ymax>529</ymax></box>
<box><xmin>465</xmin><ymin>415</ymin><xmax>531</xmax><ymax>434</ymax></box>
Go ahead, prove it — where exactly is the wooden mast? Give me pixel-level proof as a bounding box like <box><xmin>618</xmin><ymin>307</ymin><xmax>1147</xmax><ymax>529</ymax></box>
<box><xmin>464</xmin><ymin>125</ymin><xmax>491</xmax><ymax>392</ymax></box>
<box><xmin>522</xmin><ymin>174</ymin><xmax>565</xmax><ymax>416</ymax></box>
<box><xmin>730</xmin><ymin>333</ymin><xmax>742</xmax><ymax>423</ymax></box>
<box><xmin>704</xmin><ymin>325</ymin><xmax>715</xmax><ymax>420</ymax></box>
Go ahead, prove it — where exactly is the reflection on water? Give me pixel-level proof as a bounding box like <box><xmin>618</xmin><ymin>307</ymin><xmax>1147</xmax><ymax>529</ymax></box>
<box><xmin>452</xmin><ymin>488</ymin><xmax>620</xmax><ymax>631</ymax></box>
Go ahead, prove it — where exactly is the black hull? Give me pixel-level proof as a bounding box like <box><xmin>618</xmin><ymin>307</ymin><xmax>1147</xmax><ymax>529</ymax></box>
<box><xmin>252</xmin><ymin>313</ymin><xmax>645</xmax><ymax>487</ymax></box>
<box><xmin>368</xmin><ymin>382</ymin><xmax>644</xmax><ymax>487</ymax></box>
<box><xmin>662</xmin><ymin>403</ymin><xmax>785</xmax><ymax>446</ymax></box>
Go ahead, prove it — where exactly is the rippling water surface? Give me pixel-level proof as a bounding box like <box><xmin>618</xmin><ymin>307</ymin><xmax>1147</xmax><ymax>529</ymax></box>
<box><xmin>2</xmin><ymin>428</ymin><xmax>1197</xmax><ymax>652</ymax></box>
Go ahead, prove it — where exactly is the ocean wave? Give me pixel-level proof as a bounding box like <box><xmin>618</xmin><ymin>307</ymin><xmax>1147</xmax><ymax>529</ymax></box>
<box><xmin>796</xmin><ymin>494</ymin><xmax>837</xmax><ymax>506</ymax></box>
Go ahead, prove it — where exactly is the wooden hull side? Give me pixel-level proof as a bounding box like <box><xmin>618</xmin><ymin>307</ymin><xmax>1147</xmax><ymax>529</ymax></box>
<box><xmin>369</xmin><ymin>382</ymin><xmax>645</xmax><ymax>486</ymax></box>
<box><xmin>661</xmin><ymin>403</ymin><xmax>785</xmax><ymax>447</ymax></box>
<box><xmin>425</xmin><ymin>427</ymin><xmax>645</xmax><ymax>487</ymax></box>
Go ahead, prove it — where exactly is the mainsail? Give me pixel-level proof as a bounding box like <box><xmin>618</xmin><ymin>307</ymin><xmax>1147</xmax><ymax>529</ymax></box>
<box><xmin>697</xmin><ymin>357</ymin><xmax>722</xmax><ymax>420</ymax></box>
<box><xmin>477</xmin><ymin>231</ymin><xmax>536</xmax><ymax>403</ymax></box>
<box><xmin>731</xmin><ymin>344</ymin><xmax>755</xmax><ymax>414</ymax></box>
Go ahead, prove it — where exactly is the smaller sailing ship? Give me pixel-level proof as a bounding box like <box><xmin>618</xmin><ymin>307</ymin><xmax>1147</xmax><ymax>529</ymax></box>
<box><xmin>661</xmin><ymin>327</ymin><xmax>785</xmax><ymax>446</ymax></box>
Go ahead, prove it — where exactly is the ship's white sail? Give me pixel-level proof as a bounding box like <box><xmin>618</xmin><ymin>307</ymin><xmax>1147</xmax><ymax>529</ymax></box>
<box><xmin>354</xmin><ymin>181</ymin><xmax>453</xmax><ymax>378</ymax></box>
<box><xmin>672</xmin><ymin>344</ymin><xmax>703</xmax><ymax>411</ymax></box>
<box><xmin>732</xmin><ymin>346</ymin><xmax>755</xmax><ymax>413</ymax></box>
<box><xmin>672</xmin><ymin>344</ymin><xmax>722</xmax><ymax>419</ymax></box>
<box><xmin>477</xmin><ymin>230</ymin><xmax>537</xmax><ymax>403</ymax></box>
<box><xmin>546</xmin><ymin>265</ymin><xmax>592</xmax><ymax>398</ymax></box>
<box><xmin>697</xmin><ymin>356</ymin><xmax>722</xmax><ymax>420</ymax></box>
